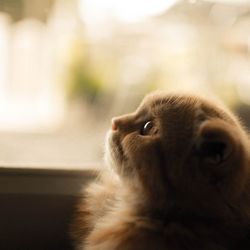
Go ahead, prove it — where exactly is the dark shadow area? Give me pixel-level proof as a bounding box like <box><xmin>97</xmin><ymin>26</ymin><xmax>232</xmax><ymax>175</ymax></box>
<box><xmin>0</xmin><ymin>167</ymin><xmax>97</xmax><ymax>250</ymax></box>
<box><xmin>0</xmin><ymin>194</ymin><xmax>77</xmax><ymax>250</ymax></box>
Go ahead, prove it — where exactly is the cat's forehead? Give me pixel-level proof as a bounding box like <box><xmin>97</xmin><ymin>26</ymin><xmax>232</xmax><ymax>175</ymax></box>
<box><xmin>139</xmin><ymin>92</ymin><xmax>200</xmax><ymax>112</ymax></box>
<box><xmin>138</xmin><ymin>92</ymin><xmax>235</xmax><ymax>123</ymax></box>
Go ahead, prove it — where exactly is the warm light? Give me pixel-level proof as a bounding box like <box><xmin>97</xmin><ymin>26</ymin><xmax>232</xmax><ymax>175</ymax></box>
<box><xmin>203</xmin><ymin>0</ymin><xmax>250</xmax><ymax>4</ymax></box>
<box><xmin>0</xmin><ymin>13</ymin><xmax>10</xmax><ymax>103</ymax></box>
<box><xmin>0</xmin><ymin>16</ymin><xmax>65</xmax><ymax>132</ymax></box>
<box><xmin>80</xmin><ymin>0</ymin><xmax>178</xmax><ymax>23</ymax></box>
<box><xmin>109</xmin><ymin>0</ymin><xmax>177</xmax><ymax>22</ymax></box>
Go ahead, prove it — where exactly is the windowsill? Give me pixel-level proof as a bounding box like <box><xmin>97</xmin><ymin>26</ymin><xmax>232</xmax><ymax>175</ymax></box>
<box><xmin>0</xmin><ymin>165</ymin><xmax>98</xmax><ymax>195</ymax></box>
<box><xmin>0</xmin><ymin>127</ymin><xmax>107</xmax><ymax>168</ymax></box>
<box><xmin>0</xmin><ymin>162</ymin><xmax>101</xmax><ymax>170</ymax></box>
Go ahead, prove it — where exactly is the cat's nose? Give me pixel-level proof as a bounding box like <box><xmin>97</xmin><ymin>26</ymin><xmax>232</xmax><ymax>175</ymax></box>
<box><xmin>111</xmin><ymin>117</ymin><xmax>118</xmax><ymax>131</ymax></box>
<box><xmin>111</xmin><ymin>114</ymin><xmax>133</xmax><ymax>131</ymax></box>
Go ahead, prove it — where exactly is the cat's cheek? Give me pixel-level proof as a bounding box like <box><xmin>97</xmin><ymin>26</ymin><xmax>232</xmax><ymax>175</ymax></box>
<box><xmin>122</xmin><ymin>135</ymin><xmax>143</xmax><ymax>159</ymax></box>
<box><xmin>122</xmin><ymin>134</ymin><xmax>160</xmax><ymax>166</ymax></box>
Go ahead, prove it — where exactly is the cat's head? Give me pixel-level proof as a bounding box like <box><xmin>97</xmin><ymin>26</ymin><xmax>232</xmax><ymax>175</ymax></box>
<box><xmin>105</xmin><ymin>92</ymin><xmax>250</xmax><ymax>211</ymax></box>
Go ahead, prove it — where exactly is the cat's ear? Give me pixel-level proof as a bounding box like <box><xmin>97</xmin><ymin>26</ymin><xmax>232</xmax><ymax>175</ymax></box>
<box><xmin>195</xmin><ymin>119</ymin><xmax>238</xmax><ymax>165</ymax></box>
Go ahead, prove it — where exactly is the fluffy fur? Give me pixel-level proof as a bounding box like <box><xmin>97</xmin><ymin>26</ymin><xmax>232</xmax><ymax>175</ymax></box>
<box><xmin>71</xmin><ymin>92</ymin><xmax>250</xmax><ymax>250</ymax></box>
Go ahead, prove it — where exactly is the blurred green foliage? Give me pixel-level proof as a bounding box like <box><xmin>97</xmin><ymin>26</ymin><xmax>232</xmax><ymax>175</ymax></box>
<box><xmin>69</xmin><ymin>61</ymin><xmax>102</xmax><ymax>103</ymax></box>
<box><xmin>66</xmin><ymin>40</ymin><xmax>104</xmax><ymax>104</ymax></box>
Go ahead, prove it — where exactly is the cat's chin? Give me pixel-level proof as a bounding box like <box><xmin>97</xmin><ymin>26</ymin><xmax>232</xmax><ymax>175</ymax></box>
<box><xmin>104</xmin><ymin>130</ymin><xmax>124</xmax><ymax>173</ymax></box>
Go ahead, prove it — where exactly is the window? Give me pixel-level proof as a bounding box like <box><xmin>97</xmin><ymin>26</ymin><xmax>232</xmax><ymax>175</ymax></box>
<box><xmin>0</xmin><ymin>0</ymin><xmax>250</xmax><ymax>168</ymax></box>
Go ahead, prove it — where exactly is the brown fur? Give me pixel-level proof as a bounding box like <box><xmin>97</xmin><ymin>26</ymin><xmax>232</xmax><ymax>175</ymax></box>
<box><xmin>71</xmin><ymin>92</ymin><xmax>250</xmax><ymax>250</ymax></box>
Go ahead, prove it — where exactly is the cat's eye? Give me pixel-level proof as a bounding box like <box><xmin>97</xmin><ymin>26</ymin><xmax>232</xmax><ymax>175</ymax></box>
<box><xmin>141</xmin><ymin>121</ymin><xmax>154</xmax><ymax>135</ymax></box>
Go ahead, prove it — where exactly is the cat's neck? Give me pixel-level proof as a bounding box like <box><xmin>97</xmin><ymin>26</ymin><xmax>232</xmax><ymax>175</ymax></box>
<box><xmin>114</xmin><ymin>174</ymin><xmax>250</xmax><ymax>225</ymax></box>
<box><xmin>115</xmin><ymin>176</ymin><xmax>169</xmax><ymax>219</ymax></box>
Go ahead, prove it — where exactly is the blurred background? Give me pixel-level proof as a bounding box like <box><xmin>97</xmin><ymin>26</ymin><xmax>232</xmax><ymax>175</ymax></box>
<box><xmin>0</xmin><ymin>0</ymin><xmax>250</xmax><ymax>168</ymax></box>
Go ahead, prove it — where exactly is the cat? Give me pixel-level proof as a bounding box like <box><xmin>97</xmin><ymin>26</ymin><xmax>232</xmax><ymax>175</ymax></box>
<box><xmin>71</xmin><ymin>91</ymin><xmax>250</xmax><ymax>250</ymax></box>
